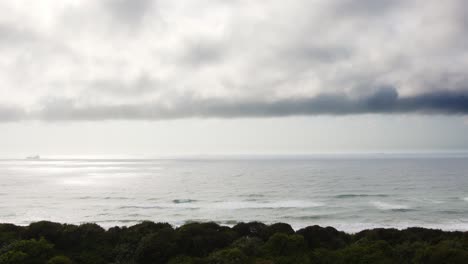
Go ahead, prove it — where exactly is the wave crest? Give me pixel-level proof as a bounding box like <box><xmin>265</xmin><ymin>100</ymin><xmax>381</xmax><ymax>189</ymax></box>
<box><xmin>371</xmin><ymin>201</ymin><xmax>413</xmax><ymax>212</ymax></box>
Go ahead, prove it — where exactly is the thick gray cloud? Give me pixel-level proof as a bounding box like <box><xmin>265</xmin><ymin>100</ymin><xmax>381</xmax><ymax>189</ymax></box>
<box><xmin>0</xmin><ymin>88</ymin><xmax>464</xmax><ymax>121</ymax></box>
<box><xmin>0</xmin><ymin>105</ymin><xmax>26</xmax><ymax>122</ymax></box>
<box><xmin>104</xmin><ymin>0</ymin><xmax>154</xmax><ymax>26</ymax></box>
<box><xmin>35</xmin><ymin>89</ymin><xmax>467</xmax><ymax>121</ymax></box>
<box><xmin>0</xmin><ymin>0</ymin><xmax>467</xmax><ymax>122</ymax></box>
<box><xmin>0</xmin><ymin>23</ymin><xmax>37</xmax><ymax>46</ymax></box>
<box><xmin>333</xmin><ymin>0</ymin><xmax>404</xmax><ymax>17</ymax></box>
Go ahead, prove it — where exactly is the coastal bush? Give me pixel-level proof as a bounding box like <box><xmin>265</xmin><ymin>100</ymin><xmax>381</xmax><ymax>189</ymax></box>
<box><xmin>338</xmin><ymin>239</ymin><xmax>394</xmax><ymax>264</ymax></box>
<box><xmin>0</xmin><ymin>221</ymin><xmax>467</xmax><ymax>264</ymax></box>
<box><xmin>206</xmin><ymin>248</ymin><xmax>248</xmax><ymax>264</ymax></box>
<box><xmin>112</xmin><ymin>221</ymin><xmax>174</xmax><ymax>263</ymax></box>
<box><xmin>231</xmin><ymin>237</ymin><xmax>264</xmax><ymax>256</ymax></box>
<box><xmin>167</xmin><ymin>255</ymin><xmax>203</xmax><ymax>264</ymax></box>
<box><xmin>309</xmin><ymin>248</ymin><xmax>340</xmax><ymax>264</ymax></box>
<box><xmin>128</xmin><ymin>221</ymin><xmax>173</xmax><ymax>237</ymax></box>
<box><xmin>232</xmin><ymin>222</ymin><xmax>267</xmax><ymax>239</ymax></box>
<box><xmin>25</xmin><ymin>221</ymin><xmax>63</xmax><ymax>244</ymax></box>
<box><xmin>296</xmin><ymin>225</ymin><xmax>349</xmax><ymax>249</ymax></box>
<box><xmin>0</xmin><ymin>224</ymin><xmax>22</xmax><ymax>247</ymax></box>
<box><xmin>261</xmin><ymin>223</ymin><xmax>294</xmax><ymax>240</ymax></box>
<box><xmin>392</xmin><ymin>241</ymin><xmax>428</xmax><ymax>263</ymax></box>
<box><xmin>263</xmin><ymin>233</ymin><xmax>307</xmax><ymax>256</ymax></box>
<box><xmin>47</xmin><ymin>255</ymin><xmax>73</xmax><ymax>264</ymax></box>
<box><xmin>134</xmin><ymin>227</ymin><xmax>178</xmax><ymax>264</ymax></box>
<box><xmin>176</xmin><ymin>222</ymin><xmax>237</xmax><ymax>257</ymax></box>
<box><xmin>0</xmin><ymin>251</ymin><xmax>28</xmax><ymax>264</ymax></box>
<box><xmin>0</xmin><ymin>238</ymin><xmax>54</xmax><ymax>264</ymax></box>
<box><xmin>413</xmin><ymin>240</ymin><xmax>468</xmax><ymax>264</ymax></box>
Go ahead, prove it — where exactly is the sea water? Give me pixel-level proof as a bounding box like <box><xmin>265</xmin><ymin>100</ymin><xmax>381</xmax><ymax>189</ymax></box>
<box><xmin>1</xmin><ymin>153</ymin><xmax>468</xmax><ymax>232</ymax></box>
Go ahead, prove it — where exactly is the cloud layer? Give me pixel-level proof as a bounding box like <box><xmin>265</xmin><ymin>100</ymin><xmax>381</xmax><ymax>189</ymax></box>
<box><xmin>1</xmin><ymin>88</ymin><xmax>467</xmax><ymax>121</ymax></box>
<box><xmin>0</xmin><ymin>0</ymin><xmax>467</xmax><ymax>121</ymax></box>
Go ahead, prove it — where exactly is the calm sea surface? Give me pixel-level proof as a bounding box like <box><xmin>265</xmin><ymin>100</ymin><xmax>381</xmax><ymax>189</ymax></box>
<box><xmin>1</xmin><ymin>154</ymin><xmax>468</xmax><ymax>232</ymax></box>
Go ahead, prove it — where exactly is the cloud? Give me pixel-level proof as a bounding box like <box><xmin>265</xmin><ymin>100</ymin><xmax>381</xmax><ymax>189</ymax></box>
<box><xmin>0</xmin><ymin>88</ymin><xmax>460</xmax><ymax>122</ymax></box>
<box><xmin>0</xmin><ymin>23</ymin><xmax>37</xmax><ymax>46</ymax></box>
<box><xmin>332</xmin><ymin>0</ymin><xmax>404</xmax><ymax>17</ymax></box>
<box><xmin>0</xmin><ymin>0</ymin><xmax>467</xmax><ymax>121</ymax></box>
<box><xmin>178</xmin><ymin>39</ymin><xmax>226</xmax><ymax>67</ymax></box>
<box><xmin>103</xmin><ymin>0</ymin><xmax>154</xmax><ymax>26</ymax></box>
<box><xmin>0</xmin><ymin>105</ymin><xmax>26</xmax><ymax>122</ymax></box>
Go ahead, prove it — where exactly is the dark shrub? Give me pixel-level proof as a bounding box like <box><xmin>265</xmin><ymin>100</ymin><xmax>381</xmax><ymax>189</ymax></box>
<box><xmin>112</xmin><ymin>242</ymin><xmax>135</xmax><ymax>264</ymax></box>
<box><xmin>263</xmin><ymin>233</ymin><xmax>307</xmax><ymax>257</ymax></box>
<box><xmin>61</xmin><ymin>223</ymin><xmax>110</xmax><ymax>264</ymax></box>
<box><xmin>134</xmin><ymin>227</ymin><xmax>178</xmax><ymax>264</ymax></box>
<box><xmin>354</xmin><ymin>228</ymin><xmax>402</xmax><ymax>244</ymax></box>
<box><xmin>297</xmin><ymin>225</ymin><xmax>349</xmax><ymax>249</ymax></box>
<box><xmin>206</xmin><ymin>248</ymin><xmax>248</xmax><ymax>264</ymax></box>
<box><xmin>128</xmin><ymin>221</ymin><xmax>172</xmax><ymax>236</ymax></box>
<box><xmin>261</xmin><ymin>223</ymin><xmax>294</xmax><ymax>240</ymax></box>
<box><xmin>0</xmin><ymin>238</ymin><xmax>54</xmax><ymax>264</ymax></box>
<box><xmin>414</xmin><ymin>240</ymin><xmax>468</xmax><ymax>264</ymax></box>
<box><xmin>0</xmin><ymin>251</ymin><xmax>28</xmax><ymax>264</ymax></box>
<box><xmin>167</xmin><ymin>255</ymin><xmax>203</xmax><ymax>264</ymax></box>
<box><xmin>231</xmin><ymin>237</ymin><xmax>264</xmax><ymax>256</ymax></box>
<box><xmin>25</xmin><ymin>221</ymin><xmax>63</xmax><ymax>243</ymax></box>
<box><xmin>232</xmin><ymin>222</ymin><xmax>267</xmax><ymax>238</ymax></box>
<box><xmin>400</xmin><ymin>228</ymin><xmax>446</xmax><ymax>244</ymax></box>
<box><xmin>339</xmin><ymin>240</ymin><xmax>394</xmax><ymax>264</ymax></box>
<box><xmin>0</xmin><ymin>224</ymin><xmax>23</xmax><ymax>246</ymax></box>
<box><xmin>393</xmin><ymin>241</ymin><xmax>428</xmax><ymax>263</ymax></box>
<box><xmin>113</xmin><ymin>221</ymin><xmax>173</xmax><ymax>263</ymax></box>
<box><xmin>47</xmin><ymin>255</ymin><xmax>73</xmax><ymax>264</ymax></box>
<box><xmin>310</xmin><ymin>248</ymin><xmax>341</xmax><ymax>264</ymax></box>
<box><xmin>0</xmin><ymin>221</ymin><xmax>467</xmax><ymax>264</ymax></box>
<box><xmin>177</xmin><ymin>222</ymin><xmax>237</xmax><ymax>257</ymax></box>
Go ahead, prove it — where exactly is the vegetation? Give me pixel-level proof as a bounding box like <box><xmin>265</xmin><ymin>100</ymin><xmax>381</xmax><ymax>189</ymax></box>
<box><xmin>0</xmin><ymin>221</ymin><xmax>467</xmax><ymax>263</ymax></box>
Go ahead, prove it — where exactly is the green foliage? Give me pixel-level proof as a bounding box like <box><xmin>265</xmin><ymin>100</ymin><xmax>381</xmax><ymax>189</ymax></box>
<box><xmin>25</xmin><ymin>221</ymin><xmax>63</xmax><ymax>244</ymax></box>
<box><xmin>231</xmin><ymin>237</ymin><xmax>264</xmax><ymax>256</ymax></box>
<box><xmin>134</xmin><ymin>227</ymin><xmax>178</xmax><ymax>264</ymax></box>
<box><xmin>47</xmin><ymin>255</ymin><xmax>73</xmax><ymax>264</ymax></box>
<box><xmin>413</xmin><ymin>240</ymin><xmax>468</xmax><ymax>264</ymax></box>
<box><xmin>297</xmin><ymin>225</ymin><xmax>349</xmax><ymax>249</ymax></box>
<box><xmin>0</xmin><ymin>224</ymin><xmax>22</xmax><ymax>247</ymax></box>
<box><xmin>0</xmin><ymin>251</ymin><xmax>28</xmax><ymax>264</ymax></box>
<box><xmin>167</xmin><ymin>255</ymin><xmax>203</xmax><ymax>264</ymax></box>
<box><xmin>338</xmin><ymin>239</ymin><xmax>394</xmax><ymax>264</ymax></box>
<box><xmin>176</xmin><ymin>222</ymin><xmax>237</xmax><ymax>257</ymax></box>
<box><xmin>261</xmin><ymin>223</ymin><xmax>294</xmax><ymax>241</ymax></box>
<box><xmin>232</xmin><ymin>222</ymin><xmax>267</xmax><ymax>239</ymax></box>
<box><xmin>0</xmin><ymin>221</ymin><xmax>467</xmax><ymax>264</ymax></box>
<box><xmin>392</xmin><ymin>241</ymin><xmax>428</xmax><ymax>263</ymax></box>
<box><xmin>310</xmin><ymin>248</ymin><xmax>341</xmax><ymax>264</ymax></box>
<box><xmin>263</xmin><ymin>233</ymin><xmax>307</xmax><ymax>256</ymax></box>
<box><xmin>0</xmin><ymin>238</ymin><xmax>54</xmax><ymax>264</ymax></box>
<box><xmin>206</xmin><ymin>248</ymin><xmax>249</xmax><ymax>264</ymax></box>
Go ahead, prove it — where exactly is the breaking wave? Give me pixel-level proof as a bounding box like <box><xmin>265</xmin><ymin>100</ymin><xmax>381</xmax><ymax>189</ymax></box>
<box><xmin>334</xmin><ymin>194</ymin><xmax>389</xmax><ymax>199</ymax></box>
<box><xmin>371</xmin><ymin>201</ymin><xmax>414</xmax><ymax>212</ymax></box>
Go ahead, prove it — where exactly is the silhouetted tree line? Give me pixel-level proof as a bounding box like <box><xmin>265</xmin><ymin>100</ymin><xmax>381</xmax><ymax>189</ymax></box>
<box><xmin>0</xmin><ymin>221</ymin><xmax>467</xmax><ymax>263</ymax></box>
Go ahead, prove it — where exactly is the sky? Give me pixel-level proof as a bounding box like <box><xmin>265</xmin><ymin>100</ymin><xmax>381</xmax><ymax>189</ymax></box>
<box><xmin>0</xmin><ymin>0</ymin><xmax>468</xmax><ymax>157</ymax></box>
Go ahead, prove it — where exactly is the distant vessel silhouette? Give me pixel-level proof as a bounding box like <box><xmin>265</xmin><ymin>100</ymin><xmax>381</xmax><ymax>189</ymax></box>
<box><xmin>26</xmin><ymin>155</ymin><xmax>40</xmax><ymax>160</ymax></box>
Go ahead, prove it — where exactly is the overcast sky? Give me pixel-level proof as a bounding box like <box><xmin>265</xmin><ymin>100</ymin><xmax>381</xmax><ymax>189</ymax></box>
<box><xmin>1</xmin><ymin>0</ymin><xmax>467</xmax><ymax>156</ymax></box>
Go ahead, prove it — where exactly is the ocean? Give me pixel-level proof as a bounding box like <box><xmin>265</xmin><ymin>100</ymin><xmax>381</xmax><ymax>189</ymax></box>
<box><xmin>1</xmin><ymin>153</ymin><xmax>468</xmax><ymax>233</ymax></box>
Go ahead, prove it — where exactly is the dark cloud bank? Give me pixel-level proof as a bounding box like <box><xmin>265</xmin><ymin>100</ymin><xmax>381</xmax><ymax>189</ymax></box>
<box><xmin>2</xmin><ymin>88</ymin><xmax>468</xmax><ymax>122</ymax></box>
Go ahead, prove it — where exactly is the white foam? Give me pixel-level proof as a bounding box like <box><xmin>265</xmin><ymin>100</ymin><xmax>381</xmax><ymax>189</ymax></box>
<box><xmin>210</xmin><ymin>200</ymin><xmax>323</xmax><ymax>209</ymax></box>
<box><xmin>371</xmin><ymin>201</ymin><xmax>410</xmax><ymax>210</ymax></box>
